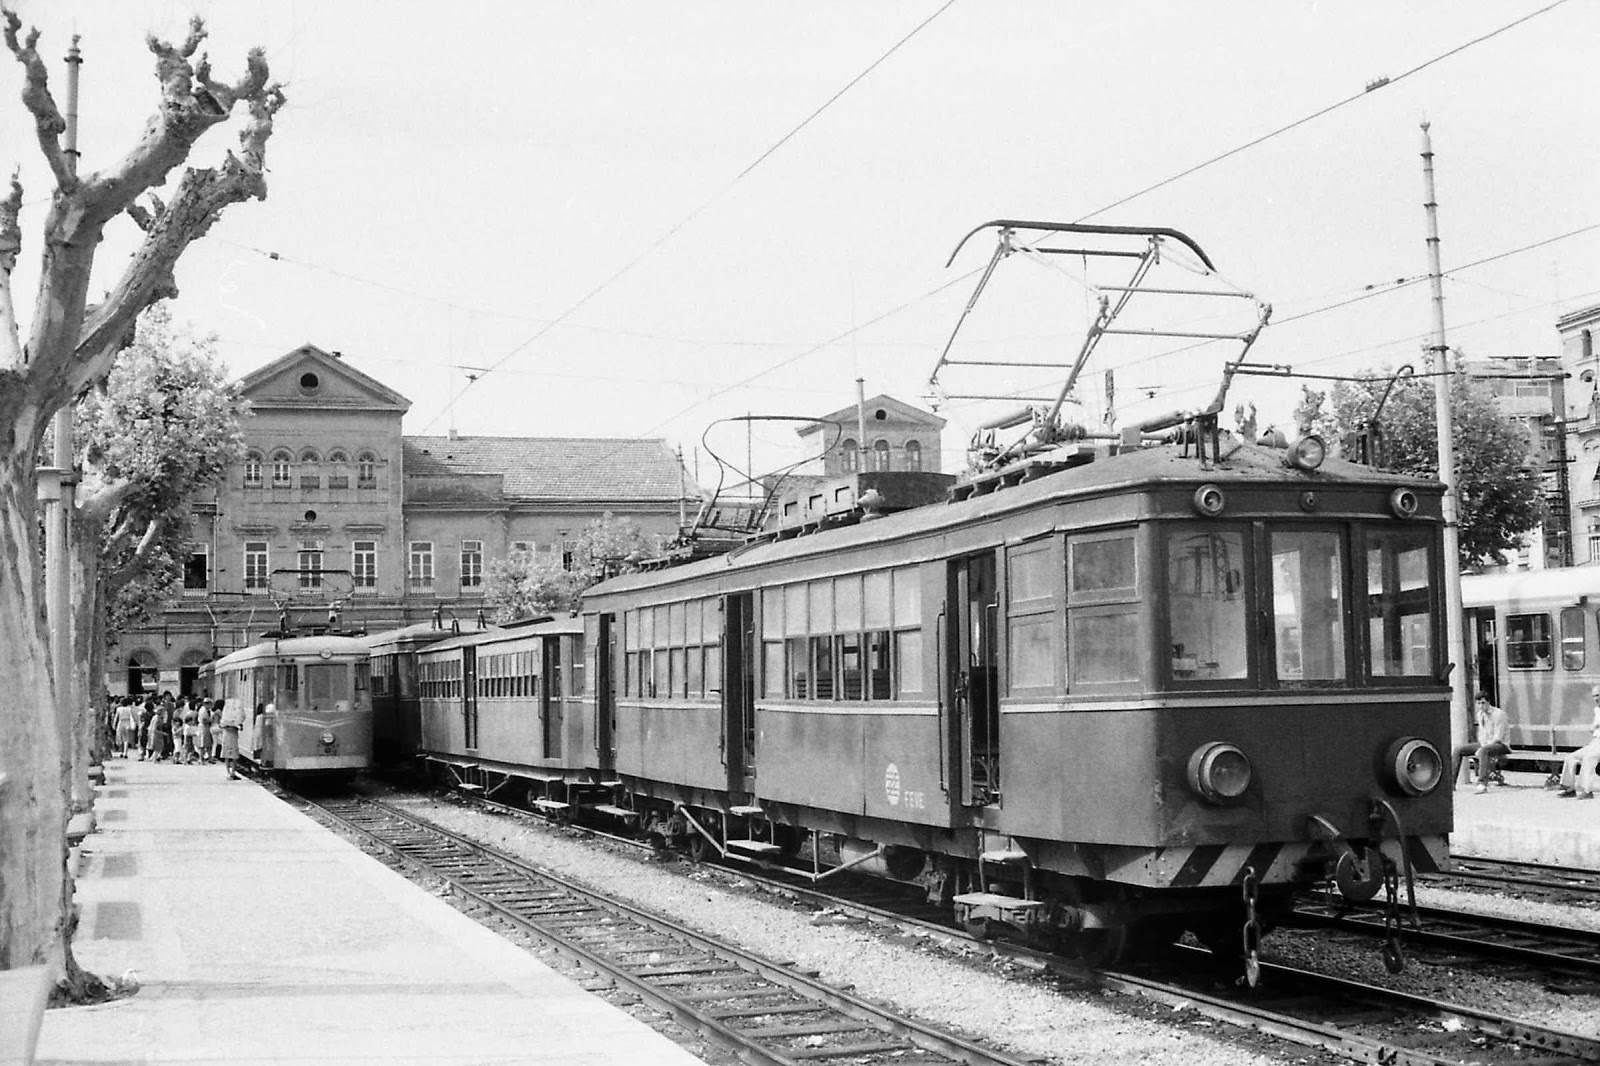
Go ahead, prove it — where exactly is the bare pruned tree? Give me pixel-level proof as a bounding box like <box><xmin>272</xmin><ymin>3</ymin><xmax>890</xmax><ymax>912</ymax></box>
<box><xmin>0</xmin><ymin>10</ymin><xmax>283</xmax><ymax>996</ymax></box>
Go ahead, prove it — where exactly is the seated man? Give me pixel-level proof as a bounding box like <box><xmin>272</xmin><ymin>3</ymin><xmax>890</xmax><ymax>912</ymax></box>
<box><xmin>1465</xmin><ymin>691</ymin><xmax>1510</xmax><ymax>793</ymax></box>
<box><xmin>1559</xmin><ymin>685</ymin><xmax>1600</xmax><ymax>799</ymax></box>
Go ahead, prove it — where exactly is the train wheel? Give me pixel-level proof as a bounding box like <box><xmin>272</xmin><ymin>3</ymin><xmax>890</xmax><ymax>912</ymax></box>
<box><xmin>1063</xmin><ymin>881</ymin><xmax>1129</xmax><ymax>969</ymax></box>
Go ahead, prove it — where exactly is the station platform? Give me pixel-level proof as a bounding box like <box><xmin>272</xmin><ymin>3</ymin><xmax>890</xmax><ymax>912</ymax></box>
<box><xmin>1450</xmin><ymin>767</ymin><xmax>1600</xmax><ymax>869</ymax></box>
<box><xmin>34</xmin><ymin>758</ymin><xmax>707</xmax><ymax>1066</ymax></box>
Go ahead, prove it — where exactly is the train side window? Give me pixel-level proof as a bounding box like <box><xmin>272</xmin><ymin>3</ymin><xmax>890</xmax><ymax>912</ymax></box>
<box><xmin>1165</xmin><ymin>528</ymin><xmax>1248</xmax><ymax>683</ymax></box>
<box><xmin>1561</xmin><ymin>608</ymin><xmax>1585</xmax><ymax>671</ymax></box>
<box><xmin>785</xmin><ymin>583</ymin><xmax>810</xmax><ymax>699</ymax></box>
<box><xmin>1008</xmin><ymin>540</ymin><xmax>1058</xmax><ymax>693</ymax></box>
<box><xmin>354</xmin><ymin>662</ymin><xmax>370</xmax><ymax>694</ymax></box>
<box><xmin>864</xmin><ymin>571</ymin><xmax>893</xmax><ymax>699</ymax></box>
<box><xmin>892</xmin><ymin>567</ymin><xmax>923</xmax><ymax>697</ymax></box>
<box><xmin>1506</xmin><ymin>613</ymin><xmax>1553</xmax><ymax>670</ymax></box>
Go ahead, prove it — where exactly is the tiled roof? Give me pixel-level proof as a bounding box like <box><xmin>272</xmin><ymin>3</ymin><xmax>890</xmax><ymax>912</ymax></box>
<box><xmin>403</xmin><ymin>436</ymin><xmax>692</xmax><ymax>502</ymax></box>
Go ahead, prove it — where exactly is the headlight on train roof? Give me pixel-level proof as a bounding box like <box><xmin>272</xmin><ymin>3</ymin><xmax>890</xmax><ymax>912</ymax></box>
<box><xmin>1187</xmin><ymin>742</ymin><xmax>1252</xmax><ymax>805</ymax></box>
<box><xmin>1384</xmin><ymin>737</ymin><xmax>1443</xmax><ymax>797</ymax></box>
<box><xmin>1284</xmin><ymin>434</ymin><xmax>1326</xmax><ymax>471</ymax></box>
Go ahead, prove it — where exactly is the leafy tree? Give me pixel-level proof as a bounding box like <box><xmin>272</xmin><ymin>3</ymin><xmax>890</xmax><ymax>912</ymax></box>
<box><xmin>485</xmin><ymin>513</ymin><xmax>661</xmax><ymax>621</ymax></box>
<box><xmin>61</xmin><ymin>306</ymin><xmax>245</xmax><ymax>807</ymax></box>
<box><xmin>0</xmin><ymin>13</ymin><xmax>282</xmax><ymax>996</ymax></box>
<box><xmin>1301</xmin><ymin>370</ymin><xmax>1545</xmax><ymax>568</ymax></box>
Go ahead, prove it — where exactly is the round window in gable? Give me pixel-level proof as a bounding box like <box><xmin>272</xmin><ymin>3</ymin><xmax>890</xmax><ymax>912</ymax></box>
<box><xmin>874</xmin><ymin>408</ymin><xmax>887</xmax><ymax>421</ymax></box>
<box><xmin>299</xmin><ymin>371</ymin><xmax>320</xmax><ymax>393</ymax></box>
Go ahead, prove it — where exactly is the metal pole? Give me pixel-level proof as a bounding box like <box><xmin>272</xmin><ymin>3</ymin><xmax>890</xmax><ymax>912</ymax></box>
<box><xmin>856</xmin><ymin>377</ymin><xmax>867</xmax><ymax>469</ymax></box>
<box><xmin>1421</xmin><ymin>121</ymin><xmax>1470</xmax><ymax>753</ymax></box>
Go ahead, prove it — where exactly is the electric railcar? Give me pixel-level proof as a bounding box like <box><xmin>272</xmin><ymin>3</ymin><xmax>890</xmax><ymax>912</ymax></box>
<box><xmin>388</xmin><ymin>438</ymin><xmax>1452</xmax><ymax>968</ymax></box>
<box><xmin>1462</xmin><ymin>567</ymin><xmax>1600</xmax><ymax>752</ymax></box>
<box><xmin>206</xmin><ymin>634</ymin><xmax>374</xmax><ymax>779</ymax></box>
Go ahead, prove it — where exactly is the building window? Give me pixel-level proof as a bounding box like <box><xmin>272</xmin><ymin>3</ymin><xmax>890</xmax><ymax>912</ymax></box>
<box><xmin>183</xmin><ymin>549</ymin><xmax>208</xmax><ymax>591</ymax></box>
<box><xmin>327</xmin><ymin>450</ymin><xmax>350</xmax><ymax>490</ymax></box>
<box><xmin>244</xmin><ymin>541</ymin><xmax>269</xmax><ymax>593</ymax></box>
<box><xmin>409</xmin><ymin>541</ymin><xmax>434</xmax><ymax>591</ymax></box>
<box><xmin>872</xmin><ymin>439</ymin><xmax>891</xmax><ymax>471</ymax></box>
<box><xmin>270</xmin><ymin>451</ymin><xmax>292</xmax><ymax>486</ymax></box>
<box><xmin>511</xmin><ymin>540</ymin><xmax>533</xmax><ymax>555</ymax></box>
<box><xmin>1589</xmin><ymin>533</ymin><xmax>1600</xmax><ymax>563</ymax></box>
<box><xmin>243</xmin><ymin>452</ymin><xmax>263</xmax><ymax>487</ymax></box>
<box><xmin>298</xmin><ymin>540</ymin><xmax>324</xmax><ymax>589</ymax></box>
<box><xmin>298</xmin><ymin>450</ymin><xmax>321</xmax><ymax>490</ymax></box>
<box><xmin>357</xmin><ymin>452</ymin><xmax>378</xmax><ymax>488</ymax></box>
<box><xmin>353</xmin><ymin>540</ymin><xmax>377</xmax><ymax>590</ymax></box>
<box><xmin>840</xmin><ymin>438</ymin><xmax>859</xmax><ymax>472</ymax></box>
<box><xmin>904</xmin><ymin>440</ymin><xmax>922</xmax><ymax>471</ymax></box>
<box><xmin>558</xmin><ymin>530</ymin><xmax>573</xmax><ymax>571</ymax></box>
<box><xmin>460</xmin><ymin>540</ymin><xmax>483</xmax><ymax>590</ymax></box>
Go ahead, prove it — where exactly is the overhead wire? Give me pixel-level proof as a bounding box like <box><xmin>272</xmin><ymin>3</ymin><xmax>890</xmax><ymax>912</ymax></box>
<box><xmin>414</xmin><ymin>0</ymin><xmax>961</xmax><ymax>434</ymax></box>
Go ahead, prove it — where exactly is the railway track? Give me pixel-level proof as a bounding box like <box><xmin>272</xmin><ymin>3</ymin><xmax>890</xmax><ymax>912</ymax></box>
<box><xmin>1291</xmin><ymin>896</ymin><xmax>1600</xmax><ymax>978</ymax></box>
<box><xmin>304</xmin><ymin>786</ymin><xmax>1600</xmax><ymax>1066</ymax></box>
<box><xmin>292</xmin><ymin>791</ymin><xmax>1039</xmax><ymax>1066</ymax></box>
<box><xmin>1426</xmin><ymin>856</ymin><xmax>1600</xmax><ymax>902</ymax></box>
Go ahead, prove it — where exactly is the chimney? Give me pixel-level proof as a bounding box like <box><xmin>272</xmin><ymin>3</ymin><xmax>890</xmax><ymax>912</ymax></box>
<box><xmin>448</xmin><ymin>428</ymin><xmax>458</xmax><ymax>440</ymax></box>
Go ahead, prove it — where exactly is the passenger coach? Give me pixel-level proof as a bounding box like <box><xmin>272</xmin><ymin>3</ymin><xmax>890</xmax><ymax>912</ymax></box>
<box><xmin>578</xmin><ymin>437</ymin><xmax>1452</xmax><ymax>966</ymax></box>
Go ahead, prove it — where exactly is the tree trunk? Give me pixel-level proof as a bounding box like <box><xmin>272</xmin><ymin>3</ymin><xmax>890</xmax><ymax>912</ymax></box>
<box><xmin>0</xmin><ymin>454</ymin><xmax>67</xmax><ymax>972</ymax></box>
<box><xmin>69</xmin><ymin>510</ymin><xmax>103</xmax><ymax>814</ymax></box>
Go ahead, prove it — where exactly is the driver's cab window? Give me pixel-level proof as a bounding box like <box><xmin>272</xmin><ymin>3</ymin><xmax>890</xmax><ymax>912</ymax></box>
<box><xmin>1165</xmin><ymin>527</ymin><xmax>1248</xmax><ymax>682</ymax></box>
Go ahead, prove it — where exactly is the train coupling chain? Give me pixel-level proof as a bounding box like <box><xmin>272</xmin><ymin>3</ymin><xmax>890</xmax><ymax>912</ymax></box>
<box><xmin>1239</xmin><ymin>865</ymin><xmax>1261</xmax><ymax>989</ymax></box>
<box><xmin>1380</xmin><ymin>857</ymin><xmax>1406</xmax><ymax>974</ymax></box>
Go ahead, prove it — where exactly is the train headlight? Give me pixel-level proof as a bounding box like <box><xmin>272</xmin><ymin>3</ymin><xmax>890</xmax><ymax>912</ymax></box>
<box><xmin>1192</xmin><ymin>484</ymin><xmax>1226</xmax><ymax>517</ymax></box>
<box><xmin>1384</xmin><ymin>737</ymin><xmax>1443</xmax><ymax>796</ymax></box>
<box><xmin>1187</xmin><ymin>742</ymin><xmax>1252</xmax><ymax>804</ymax></box>
<box><xmin>1284</xmin><ymin>435</ymin><xmax>1326</xmax><ymax>471</ymax></box>
<box><xmin>320</xmin><ymin>731</ymin><xmax>336</xmax><ymax>745</ymax></box>
<box><xmin>1389</xmin><ymin>488</ymin><xmax>1419</xmax><ymax>519</ymax></box>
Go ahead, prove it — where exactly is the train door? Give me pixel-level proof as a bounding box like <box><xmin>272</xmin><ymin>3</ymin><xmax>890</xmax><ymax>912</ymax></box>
<box><xmin>723</xmin><ymin>593</ymin><xmax>757</xmax><ymax>796</ymax></box>
<box><xmin>948</xmin><ymin>553</ymin><xmax>999</xmax><ymax>806</ymax></box>
<box><xmin>1466</xmin><ymin>607</ymin><xmax>1499</xmax><ymax>705</ymax></box>
<box><xmin>543</xmin><ymin>637</ymin><xmax>564</xmax><ymax>758</ymax></box>
<box><xmin>594</xmin><ymin>614</ymin><xmax>616</xmax><ymax>771</ymax></box>
<box><xmin>462</xmin><ymin>646</ymin><xmax>479</xmax><ymax>750</ymax></box>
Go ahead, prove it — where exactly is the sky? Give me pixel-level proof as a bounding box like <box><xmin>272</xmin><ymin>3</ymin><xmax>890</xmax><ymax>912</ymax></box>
<box><xmin>1</xmin><ymin>1</ymin><xmax>1596</xmax><ymax>490</ymax></box>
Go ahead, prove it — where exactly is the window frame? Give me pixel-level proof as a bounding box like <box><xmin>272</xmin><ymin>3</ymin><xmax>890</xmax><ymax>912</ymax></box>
<box><xmin>409</xmin><ymin>541</ymin><xmax>435</xmax><ymax>592</ymax></box>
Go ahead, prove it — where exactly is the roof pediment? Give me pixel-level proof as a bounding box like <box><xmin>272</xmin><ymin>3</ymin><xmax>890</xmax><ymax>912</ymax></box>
<box><xmin>237</xmin><ymin>345</ymin><xmax>411</xmax><ymax>411</ymax></box>
<box><xmin>799</xmin><ymin>394</ymin><xmax>946</xmax><ymax>438</ymax></box>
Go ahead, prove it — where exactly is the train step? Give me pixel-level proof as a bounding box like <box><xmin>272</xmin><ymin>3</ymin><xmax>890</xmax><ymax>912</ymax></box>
<box><xmin>726</xmin><ymin>839</ymin><xmax>783</xmax><ymax>856</ymax></box>
<box><xmin>728</xmin><ymin>805</ymin><xmax>766</xmax><ymax>817</ymax></box>
<box><xmin>456</xmin><ymin>783</ymin><xmax>483</xmax><ymax>793</ymax></box>
<box><xmin>531</xmin><ymin>798</ymin><xmax>570</xmax><ymax>812</ymax></box>
<box><xmin>591</xmin><ymin>804</ymin><xmax>639</xmax><ymax>821</ymax></box>
<box><xmin>979</xmin><ymin>849</ymin><xmax>1031</xmax><ymax>865</ymax></box>
<box><xmin>952</xmin><ymin>892</ymin><xmax>1046</xmax><ymax>926</ymax></box>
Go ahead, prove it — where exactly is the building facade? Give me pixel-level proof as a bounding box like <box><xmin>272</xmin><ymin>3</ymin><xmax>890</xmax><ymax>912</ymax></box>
<box><xmin>797</xmin><ymin>393</ymin><xmax>946</xmax><ymax>475</ymax></box>
<box><xmin>1561</xmin><ymin>304</ymin><xmax>1600</xmax><ymax>564</ymax></box>
<box><xmin>115</xmin><ymin>345</ymin><xmax>694</xmax><ymax>696</ymax></box>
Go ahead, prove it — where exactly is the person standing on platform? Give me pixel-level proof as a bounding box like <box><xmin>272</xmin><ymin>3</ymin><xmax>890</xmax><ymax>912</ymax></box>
<box><xmin>1558</xmin><ymin>685</ymin><xmax>1600</xmax><ymax>799</ymax></box>
<box><xmin>218</xmin><ymin>698</ymin><xmax>244</xmax><ymax>779</ymax></box>
<box><xmin>152</xmin><ymin>699</ymin><xmax>174</xmax><ymax>762</ymax></box>
<box><xmin>196</xmin><ymin>698</ymin><xmax>214</xmax><ymax>764</ymax></box>
<box><xmin>113</xmin><ymin>699</ymin><xmax>136</xmax><ymax>758</ymax></box>
<box><xmin>139</xmin><ymin>699</ymin><xmax>157</xmax><ymax>760</ymax></box>
<box><xmin>180</xmin><ymin>697</ymin><xmax>201</xmax><ymax>763</ymax></box>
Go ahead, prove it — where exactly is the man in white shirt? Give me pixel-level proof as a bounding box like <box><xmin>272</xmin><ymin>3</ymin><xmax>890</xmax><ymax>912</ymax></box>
<box><xmin>1558</xmin><ymin>685</ymin><xmax>1600</xmax><ymax>799</ymax></box>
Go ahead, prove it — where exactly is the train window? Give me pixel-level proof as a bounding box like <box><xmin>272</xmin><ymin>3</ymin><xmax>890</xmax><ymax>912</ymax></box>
<box><xmin>1069</xmin><ymin>535</ymin><xmax>1136</xmax><ymax>602</ymax></box>
<box><xmin>785</xmin><ymin>584</ymin><xmax>808</xmax><ymax>636</ymax></box>
<box><xmin>670</xmin><ymin>647</ymin><xmax>686</xmax><ymax>698</ymax></box>
<box><xmin>868</xmin><ymin>630</ymin><xmax>892</xmax><ymax>699</ymax></box>
<box><xmin>809</xmin><ymin>581</ymin><xmax>834</xmax><ymax>634</ymax></box>
<box><xmin>1365</xmin><ymin>530</ymin><xmax>1435</xmax><ymax>678</ymax></box>
<box><xmin>762</xmin><ymin>589</ymin><xmax>783</xmax><ymax>637</ymax></box>
<box><xmin>700</xmin><ymin>598</ymin><xmax>720</xmax><ymax>643</ymax></box>
<box><xmin>354</xmin><ymin>662</ymin><xmax>370</xmax><ymax>693</ymax></box>
<box><xmin>1009</xmin><ymin>540</ymin><xmax>1058</xmax><ymax>694</ymax></box>
<box><xmin>1506</xmin><ymin>613</ymin><xmax>1552</xmax><ymax>670</ymax></box>
<box><xmin>683</xmin><ymin>600</ymin><xmax>700</xmax><ymax>645</ymax></box>
<box><xmin>764</xmin><ymin>641</ymin><xmax>785</xmax><ymax>699</ymax></box>
<box><xmin>653</xmin><ymin>646</ymin><xmax>670</xmax><ymax>698</ymax></box>
<box><xmin>835</xmin><ymin>575</ymin><xmax>863</xmax><ymax>632</ymax></box>
<box><xmin>837</xmin><ymin>631</ymin><xmax>864</xmax><ymax>699</ymax></box>
<box><xmin>1166</xmin><ymin>528</ymin><xmax>1248</xmax><ymax>683</ymax></box>
<box><xmin>305</xmin><ymin>664</ymin><xmax>346</xmax><ymax>706</ymax></box>
<box><xmin>895</xmin><ymin>630</ymin><xmax>924</xmax><ymax>695</ymax></box>
<box><xmin>1009</xmin><ymin>616</ymin><xmax>1055</xmax><ymax>689</ymax></box>
<box><xmin>703</xmin><ymin>643</ymin><xmax>721</xmax><ymax>696</ymax></box>
<box><xmin>668</xmin><ymin>602</ymin><xmax>686</xmax><ymax>645</ymax></box>
<box><xmin>1269</xmin><ymin>530</ymin><xmax>1347</xmax><ymax>682</ymax></box>
<box><xmin>787</xmin><ymin>636</ymin><xmax>811</xmax><ymax>698</ymax></box>
<box><xmin>811</xmin><ymin>636</ymin><xmax>836</xmax><ymax>699</ymax></box>
<box><xmin>1070</xmin><ymin>609</ymin><xmax>1141</xmax><ymax>684</ymax></box>
<box><xmin>1562</xmin><ymin>608</ymin><xmax>1585</xmax><ymax>671</ymax></box>
<box><xmin>893</xmin><ymin>568</ymin><xmax>920</xmax><ymax>625</ymax></box>
<box><xmin>687</xmin><ymin>644</ymin><xmax>703</xmax><ymax>696</ymax></box>
<box><xmin>864</xmin><ymin>572</ymin><xmax>891</xmax><ymax>629</ymax></box>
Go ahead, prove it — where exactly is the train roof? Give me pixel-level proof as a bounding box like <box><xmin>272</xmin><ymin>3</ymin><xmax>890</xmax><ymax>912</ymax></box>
<box><xmin>213</xmin><ymin>634</ymin><xmax>372</xmax><ymax>669</ymax></box>
<box><xmin>588</xmin><ymin>440</ymin><xmax>1441</xmax><ymax>601</ymax></box>
<box><xmin>362</xmin><ymin>619</ymin><xmax>495</xmax><ymax>653</ymax></box>
<box><xmin>1461</xmin><ymin>567</ymin><xmax>1600</xmax><ymax>607</ymax></box>
<box><xmin>415</xmin><ymin>614</ymin><xmax>583</xmax><ymax>656</ymax></box>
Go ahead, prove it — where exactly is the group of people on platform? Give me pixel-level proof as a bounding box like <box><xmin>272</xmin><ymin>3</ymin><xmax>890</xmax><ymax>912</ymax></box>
<box><xmin>107</xmin><ymin>692</ymin><xmax>245</xmax><ymax>779</ymax></box>
<box><xmin>1454</xmin><ymin>686</ymin><xmax>1600</xmax><ymax>799</ymax></box>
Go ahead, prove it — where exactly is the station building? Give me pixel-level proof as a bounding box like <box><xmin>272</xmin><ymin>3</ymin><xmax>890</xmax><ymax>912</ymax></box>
<box><xmin>114</xmin><ymin>344</ymin><xmax>696</xmax><ymax>696</ymax></box>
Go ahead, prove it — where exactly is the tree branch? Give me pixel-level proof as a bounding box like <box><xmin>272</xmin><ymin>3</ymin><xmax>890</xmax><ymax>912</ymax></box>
<box><xmin>76</xmin><ymin>478</ymin><xmax>135</xmax><ymax>525</ymax></box>
<box><xmin>0</xmin><ymin>174</ymin><xmax>23</xmax><ymax>370</ymax></box>
<box><xmin>1</xmin><ymin>11</ymin><xmax>72</xmax><ymax>186</ymax></box>
<box><xmin>103</xmin><ymin>515</ymin><xmax>164</xmax><ymax>592</ymax></box>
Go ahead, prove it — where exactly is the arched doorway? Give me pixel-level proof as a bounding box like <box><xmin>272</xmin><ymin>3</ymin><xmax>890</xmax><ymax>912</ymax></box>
<box><xmin>179</xmin><ymin>649</ymin><xmax>210</xmax><ymax>698</ymax></box>
<box><xmin>126</xmin><ymin>650</ymin><xmax>159</xmax><ymax>697</ymax></box>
